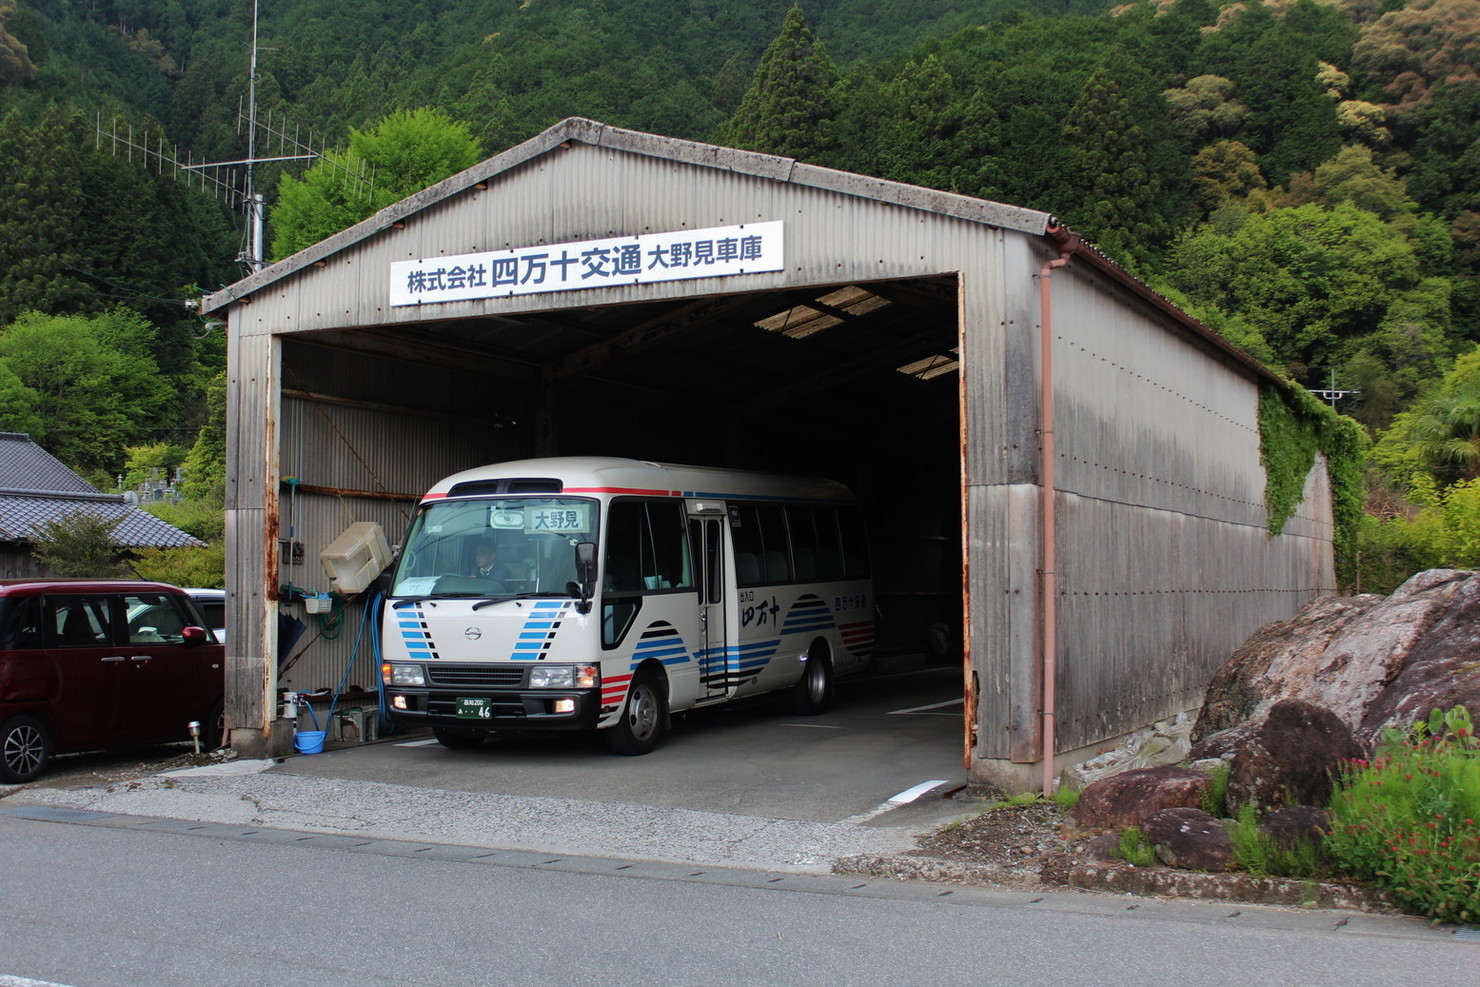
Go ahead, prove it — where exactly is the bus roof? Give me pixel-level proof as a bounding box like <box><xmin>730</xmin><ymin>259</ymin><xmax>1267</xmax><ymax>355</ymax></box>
<box><xmin>422</xmin><ymin>457</ymin><xmax>855</xmax><ymax>504</ymax></box>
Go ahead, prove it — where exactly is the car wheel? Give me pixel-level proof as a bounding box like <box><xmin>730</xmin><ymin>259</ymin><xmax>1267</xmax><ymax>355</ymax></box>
<box><xmin>433</xmin><ymin>727</ymin><xmax>485</xmax><ymax>750</ymax></box>
<box><xmin>604</xmin><ymin>670</ymin><xmax>666</xmax><ymax>755</ymax></box>
<box><xmin>201</xmin><ymin>699</ymin><xmax>225</xmax><ymax>752</ymax></box>
<box><xmin>0</xmin><ymin>713</ymin><xmax>51</xmax><ymax>784</ymax></box>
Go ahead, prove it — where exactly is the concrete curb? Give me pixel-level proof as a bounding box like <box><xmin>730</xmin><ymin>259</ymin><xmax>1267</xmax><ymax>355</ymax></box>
<box><xmin>834</xmin><ymin>853</ymin><xmax>1404</xmax><ymax>914</ymax></box>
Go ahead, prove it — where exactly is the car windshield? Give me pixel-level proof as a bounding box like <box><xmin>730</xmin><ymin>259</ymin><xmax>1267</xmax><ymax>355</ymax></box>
<box><xmin>390</xmin><ymin>497</ymin><xmax>596</xmax><ymax>599</ymax></box>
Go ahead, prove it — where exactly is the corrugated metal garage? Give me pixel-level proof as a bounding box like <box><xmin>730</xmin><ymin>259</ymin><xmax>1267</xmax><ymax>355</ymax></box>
<box><xmin>205</xmin><ymin>118</ymin><xmax>1334</xmax><ymax>789</ymax></box>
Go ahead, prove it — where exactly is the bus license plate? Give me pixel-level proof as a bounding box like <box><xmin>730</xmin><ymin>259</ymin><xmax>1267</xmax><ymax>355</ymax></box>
<box><xmin>456</xmin><ymin>698</ymin><xmax>493</xmax><ymax>719</ymax></box>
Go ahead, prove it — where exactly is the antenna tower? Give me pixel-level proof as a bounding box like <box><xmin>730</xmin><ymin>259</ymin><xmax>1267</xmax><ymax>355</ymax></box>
<box><xmin>94</xmin><ymin>0</ymin><xmax>372</xmax><ymax>274</ymax></box>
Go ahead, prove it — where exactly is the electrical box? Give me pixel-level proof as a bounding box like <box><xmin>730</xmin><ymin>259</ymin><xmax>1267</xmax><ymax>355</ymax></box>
<box><xmin>320</xmin><ymin>522</ymin><xmax>392</xmax><ymax>595</ymax></box>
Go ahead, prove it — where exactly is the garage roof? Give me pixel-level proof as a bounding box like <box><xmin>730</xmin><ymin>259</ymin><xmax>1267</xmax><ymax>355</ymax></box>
<box><xmin>205</xmin><ymin>117</ymin><xmax>1280</xmax><ymax>389</ymax></box>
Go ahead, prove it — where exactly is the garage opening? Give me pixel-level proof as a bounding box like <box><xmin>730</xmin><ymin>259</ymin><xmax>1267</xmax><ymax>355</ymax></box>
<box><xmin>273</xmin><ymin>274</ymin><xmax>965</xmax><ymax>721</ymax></box>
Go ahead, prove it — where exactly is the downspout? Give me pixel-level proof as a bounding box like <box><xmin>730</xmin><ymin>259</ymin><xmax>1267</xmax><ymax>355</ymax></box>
<box><xmin>1037</xmin><ymin>225</ymin><xmax>1078</xmax><ymax>797</ymax></box>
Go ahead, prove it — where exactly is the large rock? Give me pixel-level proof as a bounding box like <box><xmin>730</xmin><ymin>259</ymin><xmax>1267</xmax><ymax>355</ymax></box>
<box><xmin>1357</xmin><ymin>575</ymin><xmax>1480</xmax><ymax>748</ymax></box>
<box><xmin>1143</xmin><ymin>807</ymin><xmax>1233</xmax><ymax>872</ymax></box>
<box><xmin>1193</xmin><ymin>570</ymin><xmax>1480</xmax><ymax>752</ymax></box>
<box><xmin>1258</xmin><ymin>806</ymin><xmax>1330</xmax><ymax>852</ymax></box>
<box><xmin>1220</xmin><ymin>700</ymin><xmax>1364</xmax><ymax>811</ymax></box>
<box><xmin>1068</xmin><ymin>765</ymin><xmax>1212</xmax><ymax>831</ymax></box>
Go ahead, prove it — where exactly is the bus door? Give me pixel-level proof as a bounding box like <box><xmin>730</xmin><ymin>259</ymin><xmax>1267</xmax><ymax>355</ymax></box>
<box><xmin>687</xmin><ymin>502</ymin><xmax>728</xmax><ymax>700</ymax></box>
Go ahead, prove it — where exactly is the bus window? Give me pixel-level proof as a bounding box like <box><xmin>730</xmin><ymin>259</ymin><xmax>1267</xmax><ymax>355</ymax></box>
<box><xmin>605</xmin><ymin>500</ymin><xmax>693</xmax><ymax>592</ymax></box>
<box><xmin>732</xmin><ymin>503</ymin><xmax>792</xmax><ymax>585</ymax></box>
<box><xmin>838</xmin><ymin>505</ymin><xmax>870</xmax><ymax>579</ymax></box>
<box><xmin>788</xmin><ymin>505</ymin><xmax>845</xmax><ymax>581</ymax></box>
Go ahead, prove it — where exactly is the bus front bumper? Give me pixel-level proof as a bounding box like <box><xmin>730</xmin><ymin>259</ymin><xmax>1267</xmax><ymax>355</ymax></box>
<box><xmin>384</xmin><ymin>687</ymin><xmax>602</xmax><ymax>732</ymax></box>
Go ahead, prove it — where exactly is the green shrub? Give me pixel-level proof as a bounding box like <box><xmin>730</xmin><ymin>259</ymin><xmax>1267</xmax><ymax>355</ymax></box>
<box><xmin>1199</xmin><ymin>761</ymin><xmax>1230</xmax><ymax>818</ymax></box>
<box><xmin>1325</xmin><ymin>706</ymin><xmax>1480</xmax><ymax>924</ymax></box>
<box><xmin>1116</xmin><ymin>827</ymin><xmax>1156</xmax><ymax>867</ymax></box>
<box><xmin>1229</xmin><ymin>804</ymin><xmax>1326</xmax><ymax>879</ymax></box>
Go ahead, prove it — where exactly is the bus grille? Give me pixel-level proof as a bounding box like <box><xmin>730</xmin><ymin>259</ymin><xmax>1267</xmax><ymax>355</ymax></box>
<box><xmin>426</xmin><ymin>666</ymin><xmax>526</xmax><ymax>687</ymax></box>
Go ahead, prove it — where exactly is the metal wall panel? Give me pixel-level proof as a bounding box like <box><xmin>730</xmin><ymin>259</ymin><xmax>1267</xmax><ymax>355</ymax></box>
<box><xmin>1033</xmin><ymin>256</ymin><xmax>1336</xmax><ymax>755</ymax></box>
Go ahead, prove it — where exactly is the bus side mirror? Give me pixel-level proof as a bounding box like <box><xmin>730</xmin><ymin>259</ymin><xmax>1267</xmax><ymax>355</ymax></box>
<box><xmin>575</xmin><ymin>541</ymin><xmax>597</xmax><ymax>613</ymax></box>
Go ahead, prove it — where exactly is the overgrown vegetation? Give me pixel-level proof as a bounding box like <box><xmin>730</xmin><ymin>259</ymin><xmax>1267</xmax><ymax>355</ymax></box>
<box><xmin>1115</xmin><ymin>827</ymin><xmax>1157</xmax><ymax>867</ymax></box>
<box><xmin>1326</xmin><ymin>705</ymin><xmax>1480</xmax><ymax>924</ymax></box>
<box><xmin>1198</xmin><ymin>760</ymin><xmax>1229</xmax><ymax>818</ymax></box>
<box><xmin>1258</xmin><ymin>384</ymin><xmax>1367</xmax><ymax>588</ymax></box>
<box><xmin>30</xmin><ymin>511</ymin><xmax>130</xmax><ymax>577</ymax></box>
<box><xmin>1228</xmin><ymin>804</ymin><xmax>1327</xmax><ymax>879</ymax></box>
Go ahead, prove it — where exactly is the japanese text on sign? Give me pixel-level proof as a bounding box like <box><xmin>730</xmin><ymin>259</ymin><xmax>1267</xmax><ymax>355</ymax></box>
<box><xmin>389</xmin><ymin>222</ymin><xmax>784</xmax><ymax>307</ymax></box>
<box><xmin>527</xmin><ymin>505</ymin><xmax>591</xmax><ymax>534</ymax></box>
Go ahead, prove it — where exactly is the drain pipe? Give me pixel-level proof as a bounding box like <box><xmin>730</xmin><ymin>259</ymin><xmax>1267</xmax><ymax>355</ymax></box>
<box><xmin>1037</xmin><ymin>226</ymin><xmax>1078</xmax><ymax>798</ymax></box>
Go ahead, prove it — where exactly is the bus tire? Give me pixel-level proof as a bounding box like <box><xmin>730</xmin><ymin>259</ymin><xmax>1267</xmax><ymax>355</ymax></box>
<box><xmin>605</xmin><ymin>670</ymin><xmax>665</xmax><ymax>756</ymax></box>
<box><xmin>1</xmin><ymin>713</ymin><xmax>51</xmax><ymax>784</ymax></box>
<box><xmin>433</xmin><ymin>727</ymin><xmax>486</xmax><ymax>750</ymax></box>
<box><xmin>785</xmin><ymin>644</ymin><xmax>834</xmax><ymax>715</ymax></box>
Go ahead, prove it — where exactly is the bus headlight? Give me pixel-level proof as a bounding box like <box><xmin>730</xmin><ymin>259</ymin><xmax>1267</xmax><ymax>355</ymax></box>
<box><xmin>383</xmin><ymin>662</ymin><xmax>426</xmax><ymax>687</ymax></box>
<box><xmin>529</xmin><ymin>664</ymin><xmax>598</xmax><ymax>689</ymax></box>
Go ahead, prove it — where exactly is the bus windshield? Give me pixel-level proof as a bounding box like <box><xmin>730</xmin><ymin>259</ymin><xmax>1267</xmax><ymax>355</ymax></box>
<box><xmin>390</xmin><ymin>497</ymin><xmax>597</xmax><ymax>599</ymax></box>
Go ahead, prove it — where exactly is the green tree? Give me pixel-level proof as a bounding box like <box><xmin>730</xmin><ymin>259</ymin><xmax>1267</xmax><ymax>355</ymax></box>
<box><xmin>1352</xmin><ymin>0</ymin><xmax>1480</xmax><ymax>120</ymax></box>
<box><xmin>180</xmin><ymin>368</ymin><xmax>226</xmax><ymax>500</ymax></box>
<box><xmin>0</xmin><ymin>309</ymin><xmax>173</xmax><ymax>475</ymax></box>
<box><xmin>0</xmin><ymin>107</ymin><xmax>90</xmax><ymax>325</ymax></box>
<box><xmin>1164</xmin><ymin>75</ymin><xmax>1249</xmax><ymax>146</ymax></box>
<box><xmin>270</xmin><ymin>107</ymin><xmax>481</xmax><ymax>260</ymax></box>
<box><xmin>723</xmin><ymin>6</ymin><xmax>840</xmax><ymax>161</ymax></box>
<box><xmin>1407</xmin><ymin>379</ymin><xmax>1480</xmax><ymax>482</ymax></box>
<box><xmin>1164</xmin><ymin>202</ymin><xmax>1438</xmax><ymax>381</ymax></box>
<box><xmin>1190</xmin><ymin>140</ymin><xmax>1267</xmax><ymax>213</ymax></box>
<box><xmin>0</xmin><ymin>358</ymin><xmax>42</xmax><ymax>437</ymax></box>
<box><xmin>0</xmin><ymin>0</ymin><xmax>35</xmax><ymax>84</ymax></box>
<box><xmin>122</xmin><ymin>442</ymin><xmax>189</xmax><ymax>489</ymax></box>
<box><xmin>1309</xmin><ymin>144</ymin><xmax>1414</xmax><ymax>220</ymax></box>
<box><xmin>30</xmin><ymin>511</ymin><xmax>130</xmax><ymax>578</ymax></box>
<box><xmin>1059</xmin><ymin>46</ymin><xmax>1184</xmax><ymax>270</ymax></box>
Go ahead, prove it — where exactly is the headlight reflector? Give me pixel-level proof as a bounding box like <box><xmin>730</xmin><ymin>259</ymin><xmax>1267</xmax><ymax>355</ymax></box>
<box><xmin>384</xmin><ymin>662</ymin><xmax>426</xmax><ymax>687</ymax></box>
<box><xmin>529</xmin><ymin>664</ymin><xmax>599</xmax><ymax>689</ymax></box>
<box><xmin>530</xmin><ymin>665</ymin><xmax>573</xmax><ymax>688</ymax></box>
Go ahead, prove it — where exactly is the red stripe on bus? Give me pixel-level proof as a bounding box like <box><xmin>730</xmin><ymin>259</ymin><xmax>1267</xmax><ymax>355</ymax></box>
<box><xmin>563</xmin><ymin>486</ymin><xmax>680</xmax><ymax>496</ymax></box>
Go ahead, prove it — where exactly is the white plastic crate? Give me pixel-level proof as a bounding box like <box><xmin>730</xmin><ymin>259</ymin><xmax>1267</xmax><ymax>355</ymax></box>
<box><xmin>320</xmin><ymin>522</ymin><xmax>391</xmax><ymax>594</ymax></box>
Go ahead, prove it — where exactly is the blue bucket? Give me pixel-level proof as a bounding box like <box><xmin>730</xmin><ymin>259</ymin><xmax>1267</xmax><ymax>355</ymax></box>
<box><xmin>294</xmin><ymin>730</ymin><xmax>326</xmax><ymax>755</ymax></box>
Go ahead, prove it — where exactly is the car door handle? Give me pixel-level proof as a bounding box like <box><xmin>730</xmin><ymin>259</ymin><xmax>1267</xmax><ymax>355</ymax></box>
<box><xmin>130</xmin><ymin>655</ymin><xmax>154</xmax><ymax>662</ymax></box>
<box><xmin>101</xmin><ymin>655</ymin><xmax>126</xmax><ymax>662</ymax></box>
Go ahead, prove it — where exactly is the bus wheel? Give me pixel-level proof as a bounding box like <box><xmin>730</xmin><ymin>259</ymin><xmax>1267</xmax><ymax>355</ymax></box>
<box><xmin>433</xmin><ymin>727</ymin><xmax>486</xmax><ymax>750</ymax></box>
<box><xmin>1</xmin><ymin>713</ymin><xmax>51</xmax><ymax>784</ymax></box>
<box><xmin>785</xmin><ymin>646</ymin><xmax>834</xmax><ymax>715</ymax></box>
<box><xmin>605</xmin><ymin>671</ymin><xmax>665</xmax><ymax>755</ymax></box>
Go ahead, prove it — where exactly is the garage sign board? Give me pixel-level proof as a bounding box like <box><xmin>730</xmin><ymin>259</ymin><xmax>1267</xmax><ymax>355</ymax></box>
<box><xmin>389</xmin><ymin>221</ymin><xmax>784</xmax><ymax>307</ymax></box>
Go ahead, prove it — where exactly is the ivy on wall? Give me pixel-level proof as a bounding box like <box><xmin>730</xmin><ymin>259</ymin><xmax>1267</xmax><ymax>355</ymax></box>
<box><xmin>1258</xmin><ymin>384</ymin><xmax>1366</xmax><ymax>589</ymax></box>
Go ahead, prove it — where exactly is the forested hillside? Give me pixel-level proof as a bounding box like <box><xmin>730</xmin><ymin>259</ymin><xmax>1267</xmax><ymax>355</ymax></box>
<box><xmin>1</xmin><ymin>0</ymin><xmax>1478</xmax><ymax>589</ymax></box>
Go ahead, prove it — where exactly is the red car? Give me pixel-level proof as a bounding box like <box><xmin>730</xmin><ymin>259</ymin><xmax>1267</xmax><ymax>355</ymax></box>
<box><xmin>0</xmin><ymin>580</ymin><xmax>224</xmax><ymax>784</ymax></box>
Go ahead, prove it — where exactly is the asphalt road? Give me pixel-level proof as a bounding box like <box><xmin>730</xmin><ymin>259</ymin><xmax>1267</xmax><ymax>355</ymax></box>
<box><xmin>0</xmin><ymin>813</ymin><xmax>1470</xmax><ymax>987</ymax></box>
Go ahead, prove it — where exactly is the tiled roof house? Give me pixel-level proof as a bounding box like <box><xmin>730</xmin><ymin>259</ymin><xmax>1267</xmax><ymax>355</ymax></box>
<box><xmin>0</xmin><ymin>432</ymin><xmax>204</xmax><ymax>577</ymax></box>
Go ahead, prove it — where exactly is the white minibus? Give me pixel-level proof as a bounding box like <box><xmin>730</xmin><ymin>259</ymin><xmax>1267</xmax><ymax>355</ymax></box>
<box><xmin>381</xmin><ymin>457</ymin><xmax>873</xmax><ymax>753</ymax></box>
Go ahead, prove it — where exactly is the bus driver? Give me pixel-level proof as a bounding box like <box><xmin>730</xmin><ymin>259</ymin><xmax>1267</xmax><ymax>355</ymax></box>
<box><xmin>469</xmin><ymin>539</ymin><xmax>510</xmax><ymax>582</ymax></box>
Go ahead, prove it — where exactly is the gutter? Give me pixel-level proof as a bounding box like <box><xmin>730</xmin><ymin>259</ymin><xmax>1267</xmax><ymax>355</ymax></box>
<box><xmin>1036</xmin><ymin>226</ymin><xmax>1078</xmax><ymax>797</ymax></box>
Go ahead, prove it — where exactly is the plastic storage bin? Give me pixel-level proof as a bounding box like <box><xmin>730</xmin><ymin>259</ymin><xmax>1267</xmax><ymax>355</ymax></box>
<box><xmin>319</xmin><ymin>522</ymin><xmax>391</xmax><ymax>594</ymax></box>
